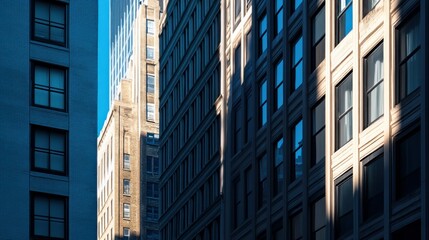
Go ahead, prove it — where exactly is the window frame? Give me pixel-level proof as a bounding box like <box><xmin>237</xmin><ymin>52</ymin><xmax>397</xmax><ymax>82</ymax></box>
<box><xmin>336</xmin><ymin>0</ymin><xmax>353</xmax><ymax>45</ymax></box>
<box><xmin>257</xmin><ymin>154</ymin><xmax>268</xmax><ymax>209</ymax></box>
<box><xmin>336</xmin><ymin>73</ymin><xmax>353</xmax><ymax>150</ymax></box>
<box><xmin>311</xmin><ymin>195</ymin><xmax>326</xmax><ymax>239</ymax></box>
<box><xmin>32</xmin><ymin>0</ymin><xmax>67</xmax><ymax>46</ymax></box>
<box><xmin>123</xmin><ymin>153</ymin><xmax>131</xmax><ymax>170</ymax></box>
<box><xmin>274</xmin><ymin>58</ymin><xmax>284</xmax><ymax>111</ymax></box>
<box><xmin>258</xmin><ymin>13</ymin><xmax>268</xmax><ymax>56</ymax></box>
<box><xmin>273</xmin><ymin>137</ymin><xmax>284</xmax><ymax>196</ymax></box>
<box><xmin>147</xmin><ymin>74</ymin><xmax>155</xmax><ymax>94</ymax></box>
<box><xmin>291</xmin><ymin>35</ymin><xmax>303</xmax><ymax>91</ymax></box>
<box><xmin>274</xmin><ymin>0</ymin><xmax>283</xmax><ymax>35</ymax></box>
<box><xmin>123</xmin><ymin>203</ymin><xmax>131</xmax><ymax>219</ymax></box>
<box><xmin>291</xmin><ymin>119</ymin><xmax>303</xmax><ymax>182</ymax></box>
<box><xmin>31</xmin><ymin>125</ymin><xmax>68</xmax><ymax>176</ymax></box>
<box><xmin>363</xmin><ymin>0</ymin><xmax>380</xmax><ymax>17</ymax></box>
<box><xmin>311</xmin><ymin>97</ymin><xmax>325</xmax><ymax>167</ymax></box>
<box><xmin>311</xmin><ymin>4</ymin><xmax>325</xmax><ymax>71</ymax></box>
<box><xmin>32</xmin><ymin>61</ymin><xmax>67</xmax><ymax>112</ymax></box>
<box><xmin>335</xmin><ymin>170</ymin><xmax>353</xmax><ymax>238</ymax></box>
<box><xmin>123</xmin><ymin>179</ymin><xmax>131</xmax><ymax>195</ymax></box>
<box><xmin>146</xmin><ymin>46</ymin><xmax>155</xmax><ymax>60</ymax></box>
<box><xmin>258</xmin><ymin>79</ymin><xmax>268</xmax><ymax>128</ymax></box>
<box><xmin>147</xmin><ymin>19</ymin><xmax>155</xmax><ymax>35</ymax></box>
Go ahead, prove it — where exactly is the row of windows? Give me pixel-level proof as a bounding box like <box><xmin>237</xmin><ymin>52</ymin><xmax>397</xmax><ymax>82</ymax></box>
<box><xmin>162</xmin><ymin>117</ymin><xmax>221</xmax><ymax>210</ymax></box>
<box><xmin>98</xmin><ymin>199</ymin><xmax>113</xmax><ymax>238</ymax></box>
<box><xmin>161</xmin><ymin>175</ymin><xmax>221</xmax><ymax>240</ymax></box>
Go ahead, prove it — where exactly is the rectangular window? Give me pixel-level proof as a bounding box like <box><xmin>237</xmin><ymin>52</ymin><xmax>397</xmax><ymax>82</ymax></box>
<box><xmin>146</xmin><ymin>205</ymin><xmax>159</xmax><ymax>221</ymax></box>
<box><xmin>147</xmin><ymin>74</ymin><xmax>155</xmax><ymax>94</ymax></box>
<box><xmin>274</xmin><ymin>59</ymin><xmax>284</xmax><ymax>110</ymax></box>
<box><xmin>123</xmin><ymin>227</ymin><xmax>130</xmax><ymax>240</ymax></box>
<box><xmin>312</xmin><ymin>5</ymin><xmax>325</xmax><ymax>70</ymax></box>
<box><xmin>32</xmin><ymin>126</ymin><xmax>66</xmax><ymax>175</ymax></box>
<box><xmin>291</xmin><ymin>36</ymin><xmax>303</xmax><ymax>91</ymax></box>
<box><xmin>272</xmin><ymin>220</ymin><xmax>284</xmax><ymax>240</ymax></box>
<box><xmin>274</xmin><ymin>0</ymin><xmax>283</xmax><ymax>35</ymax></box>
<box><xmin>233</xmin><ymin>178</ymin><xmax>242</xmax><ymax>228</ymax></box>
<box><xmin>336</xmin><ymin>0</ymin><xmax>352</xmax><ymax>44</ymax></box>
<box><xmin>273</xmin><ymin>137</ymin><xmax>284</xmax><ymax>196</ymax></box>
<box><xmin>258</xmin><ymin>13</ymin><xmax>267</xmax><ymax>56</ymax></box>
<box><xmin>290</xmin><ymin>211</ymin><xmax>303</xmax><ymax>240</ymax></box>
<box><xmin>397</xmin><ymin>12</ymin><xmax>421</xmax><ymax>102</ymax></box>
<box><xmin>363</xmin><ymin>0</ymin><xmax>380</xmax><ymax>16</ymax></box>
<box><xmin>33</xmin><ymin>63</ymin><xmax>66</xmax><ymax>110</ymax></box>
<box><xmin>291</xmin><ymin>120</ymin><xmax>303</xmax><ymax>181</ymax></box>
<box><xmin>147</xmin><ymin>47</ymin><xmax>155</xmax><ymax>60</ymax></box>
<box><xmin>147</xmin><ymin>19</ymin><xmax>155</xmax><ymax>35</ymax></box>
<box><xmin>392</xmin><ymin>220</ymin><xmax>421</xmax><ymax>240</ymax></box>
<box><xmin>292</xmin><ymin>0</ymin><xmax>303</xmax><ymax>13</ymax></box>
<box><xmin>147</xmin><ymin>133</ymin><xmax>159</xmax><ymax>145</ymax></box>
<box><xmin>259</xmin><ymin>79</ymin><xmax>268</xmax><ymax>127</ymax></box>
<box><xmin>362</xmin><ymin>152</ymin><xmax>383</xmax><ymax>221</ymax></box>
<box><xmin>311</xmin><ymin>197</ymin><xmax>326</xmax><ymax>239</ymax></box>
<box><xmin>245</xmin><ymin>31</ymin><xmax>252</xmax><ymax>65</ymax></box>
<box><xmin>31</xmin><ymin>193</ymin><xmax>66</xmax><ymax>239</ymax></box>
<box><xmin>336</xmin><ymin>73</ymin><xmax>353</xmax><ymax>150</ymax></box>
<box><xmin>258</xmin><ymin>154</ymin><xmax>268</xmax><ymax>208</ymax></box>
<box><xmin>364</xmin><ymin>43</ymin><xmax>384</xmax><ymax>127</ymax></box>
<box><xmin>312</xmin><ymin>98</ymin><xmax>325</xmax><ymax>166</ymax></box>
<box><xmin>33</xmin><ymin>0</ymin><xmax>66</xmax><ymax>45</ymax></box>
<box><xmin>394</xmin><ymin>127</ymin><xmax>420</xmax><ymax>200</ymax></box>
<box><xmin>123</xmin><ymin>203</ymin><xmax>130</xmax><ymax>219</ymax></box>
<box><xmin>244</xmin><ymin>167</ymin><xmax>252</xmax><ymax>219</ymax></box>
<box><xmin>147</xmin><ymin>156</ymin><xmax>159</xmax><ymax>175</ymax></box>
<box><xmin>245</xmin><ymin>94</ymin><xmax>253</xmax><ymax>142</ymax></box>
<box><xmin>235</xmin><ymin>0</ymin><xmax>241</xmax><ymax>20</ymax></box>
<box><xmin>147</xmin><ymin>103</ymin><xmax>155</xmax><ymax>122</ymax></box>
<box><xmin>335</xmin><ymin>174</ymin><xmax>353</xmax><ymax>238</ymax></box>
<box><xmin>123</xmin><ymin>153</ymin><xmax>130</xmax><ymax>170</ymax></box>
<box><xmin>233</xmin><ymin>106</ymin><xmax>243</xmax><ymax>154</ymax></box>
<box><xmin>123</xmin><ymin>179</ymin><xmax>130</xmax><ymax>195</ymax></box>
<box><xmin>233</xmin><ymin>44</ymin><xmax>241</xmax><ymax>88</ymax></box>
<box><xmin>147</xmin><ymin>182</ymin><xmax>159</xmax><ymax>199</ymax></box>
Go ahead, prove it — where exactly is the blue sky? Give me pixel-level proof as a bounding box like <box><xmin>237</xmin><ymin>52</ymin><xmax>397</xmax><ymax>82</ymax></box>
<box><xmin>98</xmin><ymin>0</ymin><xmax>109</xmax><ymax>135</ymax></box>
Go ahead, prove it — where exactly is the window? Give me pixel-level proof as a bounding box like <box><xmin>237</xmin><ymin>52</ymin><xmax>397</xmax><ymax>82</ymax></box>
<box><xmin>245</xmin><ymin>94</ymin><xmax>253</xmax><ymax>143</ymax></box>
<box><xmin>33</xmin><ymin>63</ymin><xmax>66</xmax><ymax>110</ymax></box>
<box><xmin>292</xmin><ymin>0</ymin><xmax>302</xmax><ymax>13</ymax></box>
<box><xmin>335</xmin><ymin>173</ymin><xmax>353</xmax><ymax>238</ymax></box>
<box><xmin>291</xmin><ymin>36</ymin><xmax>303</xmax><ymax>91</ymax></box>
<box><xmin>147</xmin><ymin>230</ymin><xmax>160</xmax><ymax>240</ymax></box>
<box><xmin>33</xmin><ymin>0</ymin><xmax>66</xmax><ymax>45</ymax></box>
<box><xmin>312</xmin><ymin>98</ymin><xmax>325</xmax><ymax>166</ymax></box>
<box><xmin>147</xmin><ymin>103</ymin><xmax>155</xmax><ymax>122</ymax></box>
<box><xmin>147</xmin><ymin>156</ymin><xmax>159</xmax><ymax>175</ymax></box>
<box><xmin>123</xmin><ymin>179</ymin><xmax>130</xmax><ymax>195</ymax></box>
<box><xmin>392</xmin><ymin>220</ymin><xmax>421</xmax><ymax>240</ymax></box>
<box><xmin>234</xmin><ymin>0</ymin><xmax>241</xmax><ymax>20</ymax></box>
<box><xmin>336</xmin><ymin>73</ymin><xmax>353</xmax><ymax>150</ymax></box>
<box><xmin>147</xmin><ymin>133</ymin><xmax>159</xmax><ymax>145</ymax></box>
<box><xmin>274</xmin><ymin>59</ymin><xmax>284</xmax><ymax>110</ymax></box>
<box><xmin>272</xmin><ymin>220</ymin><xmax>284</xmax><ymax>240</ymax></box>
<box><xmin>311</xmin><ymin>197</ymin><xmax>326</xmax><ymax>240</ymax></box>
<box><xmin>244</xmin><ymin>167</ymin><xmax>252</xmax><ymax>219</ymax></box>
<box><xmin>273</xmin><ymin>137</ymin><xmax>284</xmax><ymax>196</ymax></box>
<box><xmin>258</xmin><ymin>154</ymin><xmax>268</xmax><ymax>208</ymax></box>
<box><xmin>290</xmin><ymin>212</ymin><xmax>303</xmax><ymax>240</ymax></box>
<box><xmin>336</xmin><ymin>0</ymin><xmax>352</xmax><ymax>44</ymax></box>
<box><xmin>147</xmin><ymin>182</ymin><xmax>159</xmax><ymax>199</ymax></box>
<box><xmin>31</xmin><ymin>193</ymin><xmax>66</xmax><ymax>239</ymax></box>
<box><xmin>362</xmin><ymin>152</ymin><xmax>383</xmax><ymax>221</ymax></box>
<box><xmin>291</xmin><ymin>120</ymin><xmax>303</xmax><ymax>181</ymax></box>
<box><xmin>147</xmin><ymin>205</ymin><xmax>159</xmax><ymax>221</ymax></box>
<box><xmin>147</xmin><ymin>74</ymin><xmax>155</xmax><ymax>93</ymax></box>
<box><xmin>364</xmin><ymin>43</ymin><xmax>384</xmax><ymax>127</ymax></box>
<box><xmin>394</xmin><ymin>127</ymin><xmax>420</xmax><ymax>200</ymax></box>
<box><xmin>258</xmin><ymin>13</ymin><xmax>267</xmax><ymax>56</ymax></box>
<box><xmin>397</xmin><ymin>13</ymin><xmax>421</xmax><ymax>102</ymax></box>
<box><xmin>123</xmin><ymin>227</ymin><xmax>130</xmax><ymax>239</ymax></box>
<box><xmin>147</xmin><ymin>19</ymin><xmax>155</xmax><ymax>35</ymax></box>
<box><xmin>123</xmin><ymin>203</ymin><xmax>130</xmax><ymax>219</ymax></box>
<box><xmin>363</xmin><ymin>0</ymin><xmax>380</xmax><ymax>16</ymax></box>
<box><xmin>233</xmin><ymin>106</ymin><xmax>243</xmax><ymax>154</ymax></box>
<box><xmin>274</xmin><ymin>0</ymin><xmax>283</xmax><ymax>35</ymax></box>
<box><xmin>312</xmin><ymin>5</ymin><xmax>325</xmax><ymax>70</ymax></box>
<box><xmin>147</xmin><ymin>47</ymin><xmax>155</xmax><ymax>60</ymax></box>
<box><xmin>233</xmin><ymin>44</ymin><xmax>241</xmax><ymax>88</ymax></box>
<box><xmin>259</xmin><ymin>79</ymin><xmax>268</xmax><ymax>127</ymax></box>
<box><xmin>123</xmin><ymin>153</ymin><xmax>130</xmax><ymax>170</ymax></box>
<box><xmin>233</xmin><ymin>178</ymin><xmax>242</xmax><ymax>228</ymax></box>
<box><xmin>245</xmin><ymin>31</ymin><xmax>252</xmax><ymax>65</ymax></box>
<box><xmin>32</xmin><ymin>126</ymin><xmax>66</xmax><ymax>175</ymax></box>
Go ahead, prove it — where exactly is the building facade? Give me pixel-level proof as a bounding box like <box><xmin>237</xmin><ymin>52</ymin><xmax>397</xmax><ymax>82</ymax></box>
<box><xmin>0</xmin><ymin>0</ymin><xmax>98</xmax><ymax>239</ymax></box>
<box><xmin>98</xmin><ymin>0</ymin><xmax>161</xmax><ymax>239</ymax></box>
<box><xmin>160</xmin><ymin>0</ymin><xmax>429</xmax><ymax>239</ymax></box>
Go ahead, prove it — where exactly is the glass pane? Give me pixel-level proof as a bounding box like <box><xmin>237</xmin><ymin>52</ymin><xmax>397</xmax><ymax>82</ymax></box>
<box><xmin>406</xmin><ymin>53</ymin><xmax>420</xmax><ymax>95</ymax></box>
<box><xmin>50</xmin><ymin>154</ymin><xmax>65</xmax><ymax>172</ymax></box>
<box><xmin>50</xmin><ymin>198</ymin><xmax>64</xmax><ymax>218</ymax></box>
<box><xmin>314</xmin><ymin>38</ymin><xmax>325</xmax><ymax>68</ymax></box>
<box><xmin>276</xmin><ymin>10</ymin><xmax>283</xmax><ymax>34</ymax></box>
<box><xmin>35</xmin><ymin>151</ymin><xmax>49</xmax><ymax>169</ymax></box>
<box><xmin>35</xmin><ymin>1</ymin><xmax>49</xmax><ymax>20</ymax></box>
<box><xmin>339</xmin><ymin>0</ymin><xmax>352</xmax><ymax>12</ymax></box>
<box><xmin>315</xmin><ymin>129</ymin><xmax>325</xmax><ymax>163</ymax></box>
<box><xmin>366</xmin><ymin>45</ymin><xmax>384</xmax><ymax>89</ymax></box>
<box><xmin>338</xmin><ymin>111</ymin><xmax>353</xmax><ymax>147</ymax></box>
<box><xmin>338</xmin><ymin>177</ymin><xmax>353</xmax><ymax>215</ymax></box>
<box><xmin>276</xmin><ymin>60</ymin><xmax>283</xmax><ymax>87</ymax></box>
<box><xmin>337</xmin><ymin>76</ymin><xmax>352</xmax><ymax>115</ymax></box>
<box><xmin>35</xmin><ymin>23</ymin><xmax>49</xmax><ymax>39</ymax></box>
<box><xmin>35</xmin><ymin>66</ymin><xmax>49</xmax><ymax>86</ymax></box>
<box><xmin>291</xmin><ymin>212</ymin><xmax>303</xmax><ymax>239</ymax></box>
<box><xmin>293</xmin><ymin>37</ymin><xmax>303</xmax><ymax>64</ymax></box>
<box><xmin>275</xmin><ymin>138</ymin><xmax>283</xmax><ymax>166</ymax></box>
<box><xmin>34</xmin><ymin>196</ymin><xmax>49</xmax><ymax>216</ymax></box>
<box><xmin>50</xmin><ymin>68</ymin><xmax>64</xmax><ymax>89</ymax></box>
<box><xmin>314</xmin><ymin>6</ymin><xmax>325</xmax><ymax>43</ymax></box>
<box><xmin>50</xmin><ymin>221</ymin><xmax>65</xmax><ymax>238</ymax></box>
<box><xmin>363</xmin><ymin>156</ymin><xmax>383</xmax><ymax>219</ymax></box>
<box><xmin>294</xmin><ymin>121</ymin><xmax>303</xmax><ymax>149</ymax></box>
<box><xmin>314</xmin><ymin>197</ymin><xmax>325</xmax><ymax>230</ymax></box>
<box><xmin>261</xmin><ymin>103</ymin><xmax>267</xmax><ymax>126</ymax></box>
<box><xmin>259</xmin><ymin>156</ymin><xmax>267</xmax><ymax>179</ymax></box>
<box><xmin>260</xmin><ymin>80</ymin><xmax>267</xmax><ymax>101</ymax></box>
<box><xmin>313</xmin><ymin>99</ymin><xmax>325</xmax><ymax>133</ymax></box>
<box><xmin>400</xmin><ymin>15</ymin><xmax>419</xmax><ymax>59</ymax></box>
<box><xmin>294</xmin><ymin>0</ymin><xmax>303</xmax><ymax>10</ymax></box>
<box><xmin>34</xmin><ymin>219</ymin><xmax>49</xmax><ymax>236</ymax></box>
<box><xmin>50</xmin><ymin>4</ymin><xmax>65</xmax><ymax>24</ymax></box>
<box><xmin>294</xmin><ymin>148</ymin><xmax>303</xmax><ymax>178</ymax></box>
<box><xmin>51</xmin><ymin>27</ymin><xmax>65</xmax><ymax>42</ymax></box>
<box><xmin>50</xmin><ymin>132</ymin><xmax>64</xmax><ymax>152</ymax></box>
<box><xmin>35</xmin><ymin>129</ymin><xmax>49</xmax><ymax>148</ymax></box>
<box><xmin>367</xmin><ymin>83</ymin><xmax>383</xmax><ymax>123</ymax></box>
<box><xmin>35</xmin><ymin>89</ymin><xmax>49</xmax><ymax>106</ymax></box>
<box><xmin>294</xmin><ymin>62</ymin><xmax>303</xmax><ymax>89</ymax></box>
<box><xmin>338</xmin><ymin>5</ymin><xmax>353</xmax><ymax>41</ymax></box>
<box><xmin>50</xmin><ymin>92</ymin><xmax>65</xmax><ymax>109</ymax></box>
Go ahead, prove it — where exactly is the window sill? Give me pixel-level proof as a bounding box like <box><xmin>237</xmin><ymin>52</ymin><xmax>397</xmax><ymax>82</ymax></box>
<box><xmin>30</xmin><ymin>40</ymin><xmax>69</xmax><ymax>51</ymax></box>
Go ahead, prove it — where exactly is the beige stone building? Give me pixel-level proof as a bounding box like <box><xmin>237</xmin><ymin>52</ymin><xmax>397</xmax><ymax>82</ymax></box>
<box><xmin>97</xmin><ymin>0</ymin><xmax>161</xmax><ymax>240</ymax></box>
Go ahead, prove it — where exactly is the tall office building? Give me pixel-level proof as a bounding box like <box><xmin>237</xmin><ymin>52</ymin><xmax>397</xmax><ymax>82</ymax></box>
<box><xmin>160</xmin><ymin>0</ymin><xmax>429</xmax><ymax>239</ymax></box>
<box><xmin>0</xmin><ymin>0</ymin><xmax>97</xmax><ymax>239</ymax></box>
<box><xmin>158</xmin><ymin>0</ymin><xmax>222</xmax><ymax>239</ymax></box>
<box><xmin>98</xmin><ymin>0</ymin><xmax>161</xmax><ymax>239</ymax></box>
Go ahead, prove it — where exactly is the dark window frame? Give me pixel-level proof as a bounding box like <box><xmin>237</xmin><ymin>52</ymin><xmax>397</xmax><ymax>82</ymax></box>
<box><xmin>32</xmin><ymin>0</ymin><xmax>68</xmax><ymax>46</ymax></box>
<box><xmin>311</xmin><ymin>4</ymin><xmax>326</xmax><ymax>71</ymax></box>
<box><xmin>363</xmin><ymin>0</ymin><xmax>380</xmax><ymax>17</ymax></box>
<box><xmin>291</xmin><ymin>119</ymin><xmax>303</xmax><ymax>182</ymax></box>
<box><xmin>336</xmin><ymin>72</ymin><xmax>353</xmax><ymax>150</ymax></box>
<box><xmin>311</xmin><ymin>195</ymin><xmax>326</xmax><ymax>239</ymax></box>
<box><xmin>257</xmin><ymin>153</ymin><xmax>268</xmax><ymax>209</ymax></box>
<box><xmin>258</xmin><ymin>13</ymin><xmax>268</xmax><ymax>56</ymax></box>
<box><xmin>311</xmin><ymin>97</ymin><xmax>325</xmax><ymax>167</ymax></box>
<box><xmin>291</xmin><ymin>34</ymin><xmax>303</xmax><ymax>91</ymax></box>
<box><xmin>258</xmin><ymin>79</ymin><xmax>268</xmax><ymax>128</ymax></box>
<box><xmin>335</xmin><ymin>170</ymin><xmax>353</xmax><ymax>238</ymax></box>
<box><xmin>31</xmin><ymin>125</ymin><xmax>68</xmax><ymax>176</ymax></box>
<box><xmin>273</xmin><ymin>137</ymin><xmax>284</xmax><ymax>196</ymax></box>
<box><xmin>274</xmin><ymin>0</ymin><xmax>283</xmax><ymax>35</ymax></box>
<box><xmin>336</xmin><ymin>0</ymin><xmax>353</xmax><ymax>45</ymax></box>
<box><xmin>274</xmin><ymin>58</ymin><xmax>284</xmax><ymax>111</ymax></box>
